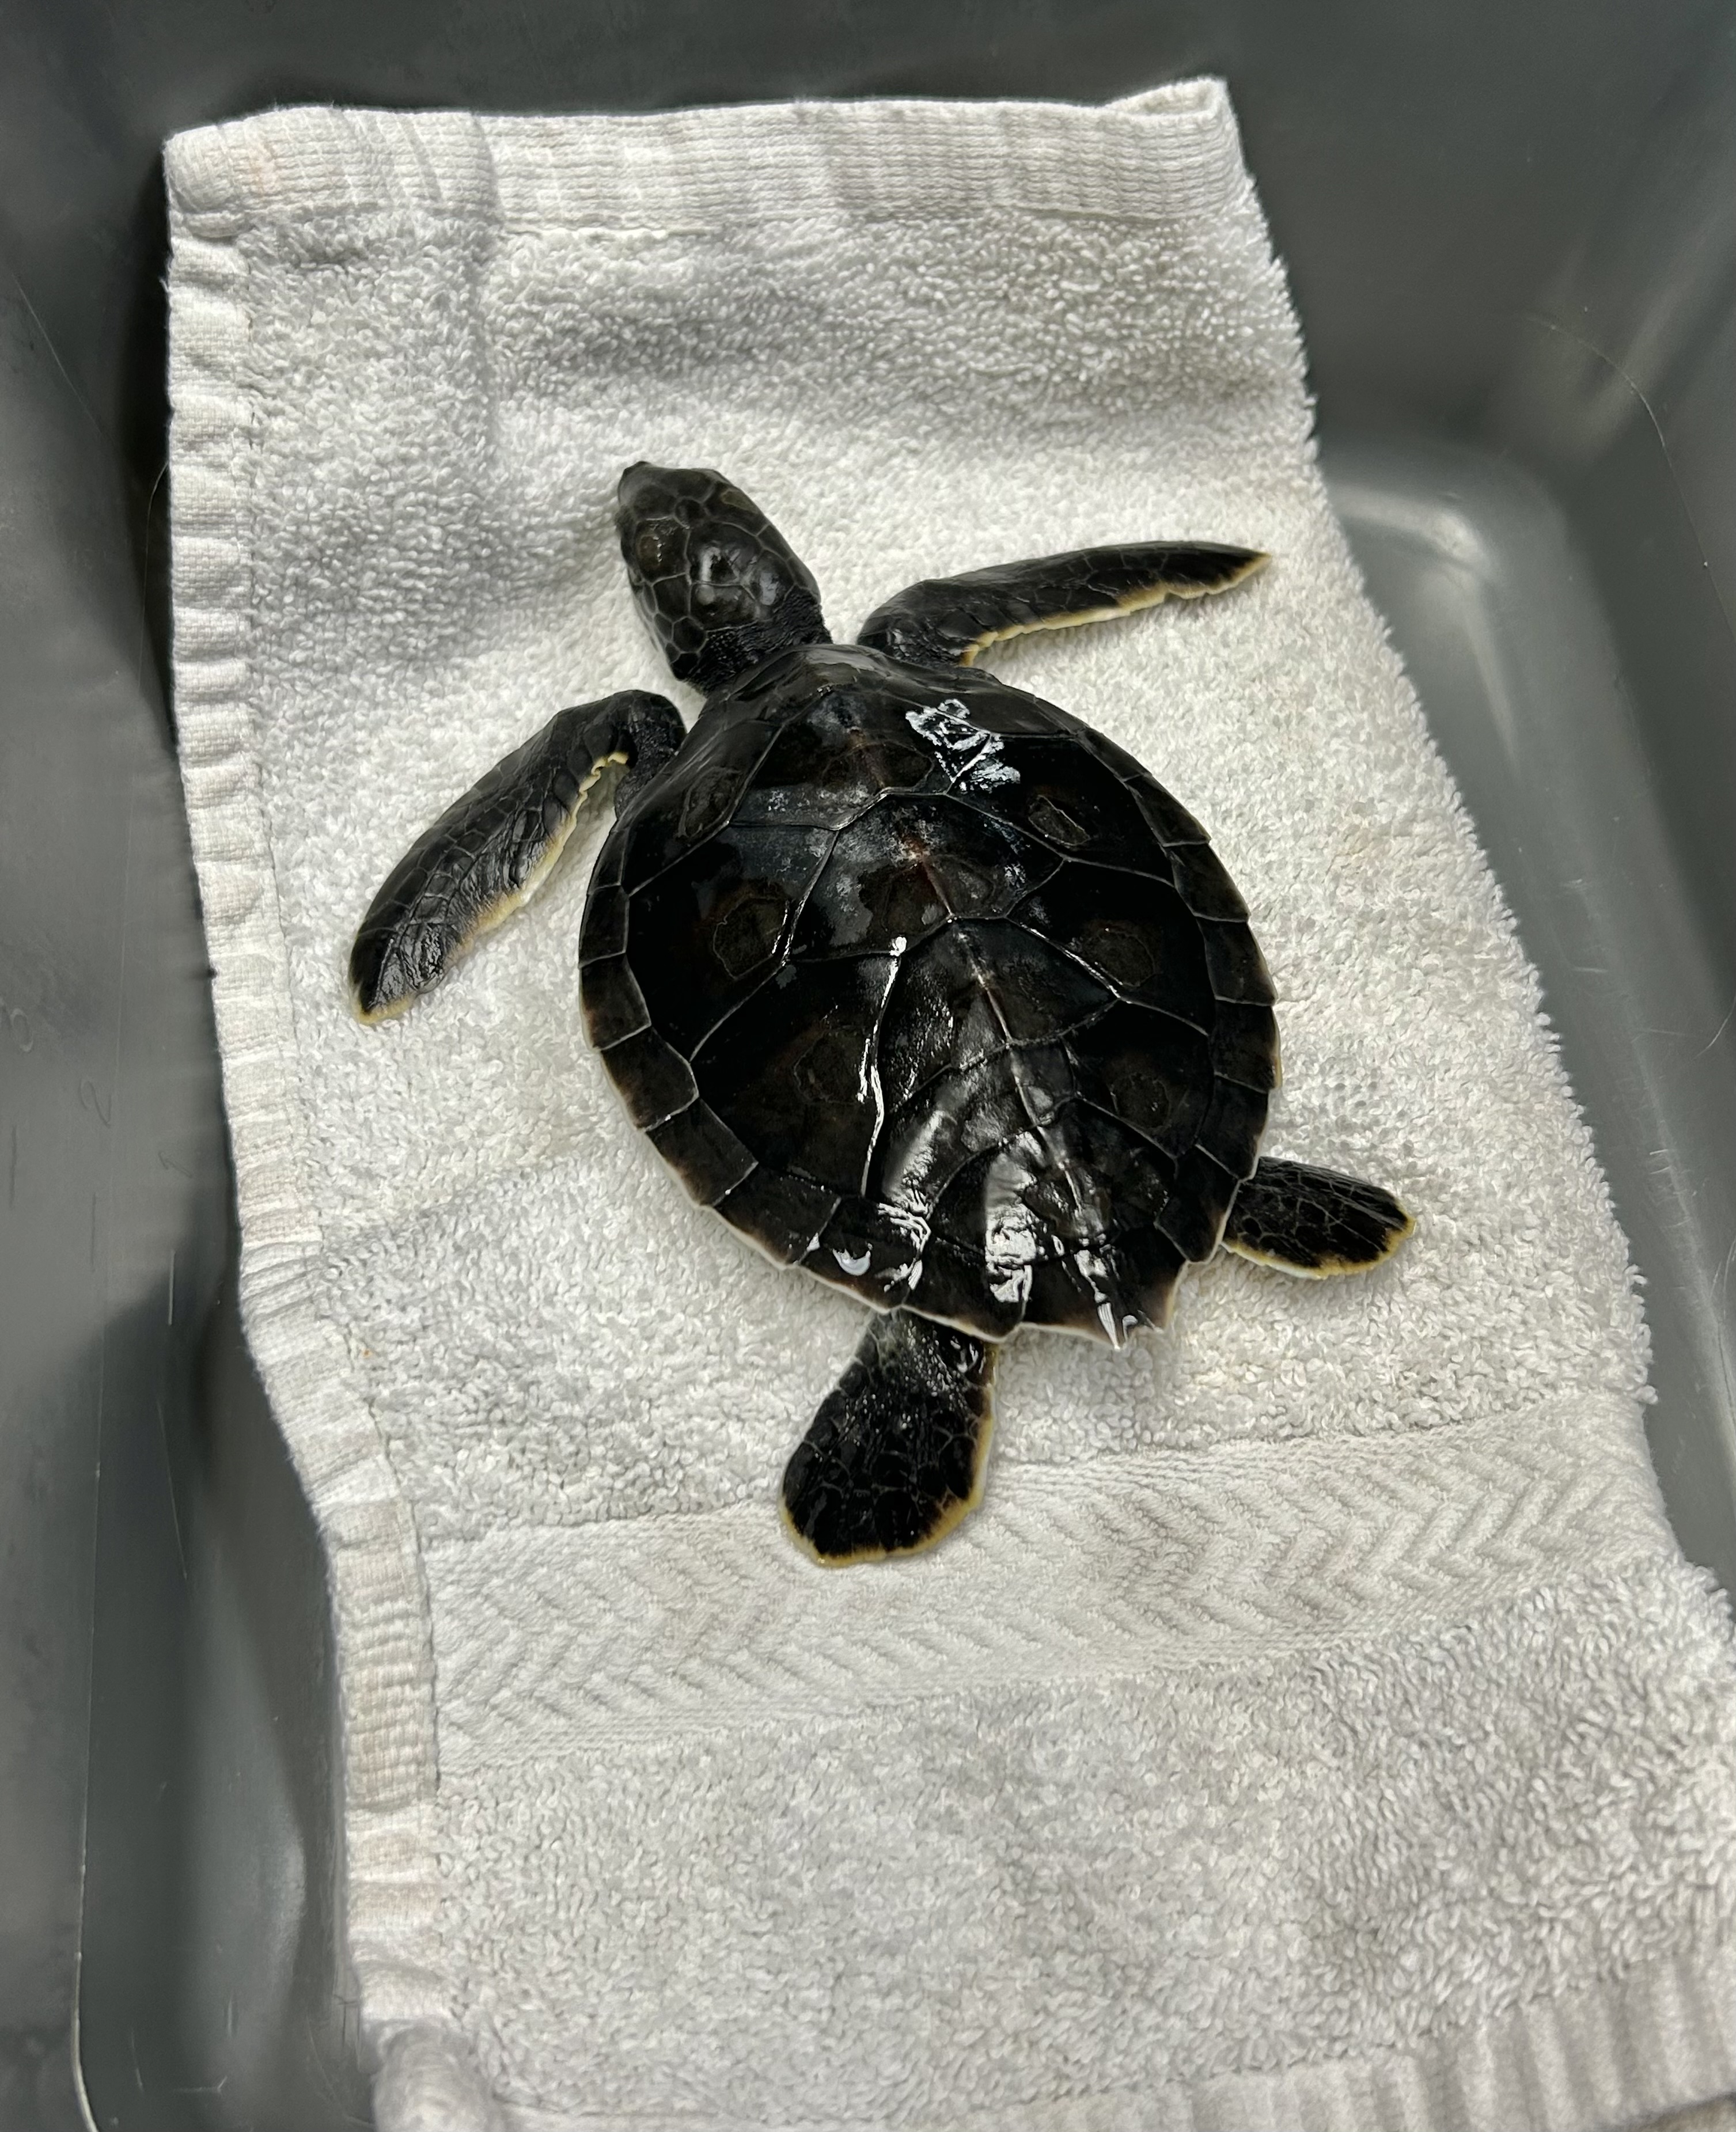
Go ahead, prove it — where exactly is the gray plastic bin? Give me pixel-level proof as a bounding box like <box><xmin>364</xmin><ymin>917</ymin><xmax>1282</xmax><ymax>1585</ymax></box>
<box><xmin>2</xmin><ymin>4</ymin><xmax>1731</xmax><ymax>2124</ymax></box>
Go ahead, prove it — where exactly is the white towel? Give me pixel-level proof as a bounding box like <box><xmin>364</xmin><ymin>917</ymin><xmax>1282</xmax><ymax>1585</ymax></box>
<box><xmin>166</xmin><ymin>81</ymin><xmax>1736</xmax><ymax>2132</ymax></box>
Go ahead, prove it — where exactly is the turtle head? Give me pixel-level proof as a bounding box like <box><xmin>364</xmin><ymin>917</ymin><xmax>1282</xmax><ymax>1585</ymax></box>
<box><xmin>616</xmin><ymin>463</ymin><xmax>830</xmax><ymax>693</ymax></box>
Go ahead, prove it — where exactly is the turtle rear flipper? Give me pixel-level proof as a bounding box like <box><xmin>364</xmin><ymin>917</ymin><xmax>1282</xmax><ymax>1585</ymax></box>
<box><xmin>856</xmin><ymin>542</ymin><xmax>1267</xmax><ymax>670</ymax></box>
<box><xmin>350</xmin><ymin>690</ymin><xmax>684</xmax><ymax>1022</ymax></box>
<box><xmin>782</xmin><ymin>1310</ymin><xmax>997</xmax><ymax>1564</ymax></box>
<box><xmin>1222</xmin><ymin>1157</ymin><xmax>1413</xmax><ymax>1276</ymax></box>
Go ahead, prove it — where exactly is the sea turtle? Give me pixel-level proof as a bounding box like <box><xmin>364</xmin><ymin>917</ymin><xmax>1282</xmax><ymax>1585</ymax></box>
<box><xmin>351</xmin><ymin>464</ymin><xmax>1412</xmax><ymax>1564</ymax></box>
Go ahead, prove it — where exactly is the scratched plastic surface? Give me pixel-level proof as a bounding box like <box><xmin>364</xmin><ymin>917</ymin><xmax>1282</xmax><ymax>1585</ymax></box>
<box><xmin>1</xmin><ymin>4</ymin><xmax>1731</xmax><ymax>2125</ymax></box>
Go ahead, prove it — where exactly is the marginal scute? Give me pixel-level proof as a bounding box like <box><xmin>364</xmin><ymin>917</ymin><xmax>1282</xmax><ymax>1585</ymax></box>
<box><xmin>647</xmin><ymin>1099</ymin><xmax>756</xmax><ymax>1206</ymax></box>
<box><xmin>714</xmin><ymin>1165</ymin><xmax>840</xmax><ymax>1266</ymax></box>
<box><xmin>1210</xmin><ymin>999</ymin><xmax>1282</xmax><ymax>1092</ymax></box>
<box><xmin>578</xmin><ymin>881</ymin><xmax>627</xmax><ymax>965</ymax></box>
<box><xmin>596</xmin><ymin>1025</ymin><xmax>697</xmax><ymax>1128</ymax></box>
<box><xmin>1128</xmin><ymin>778</ymin><xmax>1211</xmax><ymax>848</ymax></box>
<box><xmin>1155</xmin><ymin>1144</ymin><xmax>1243</xmax><ymax>1261</ymax></box>
<box><xmin>579</xmin><ymin>952</ymin><xmax>650</xmax><ymax>1050</ymax></box>
<box><xmin>1199</xmin><ymin>913</ymin><xmax>1275</xmax><ymax>1004</ymax></box>
<box><xmin>1196</xmin><ymin>1075</ymin><xmax>1271</xmax><ymax>1180</ymax></box>
<box><xmin>1170</xmin><ymin>841</ymin><xmax>1250</xmax><ymax>921</ymax></box>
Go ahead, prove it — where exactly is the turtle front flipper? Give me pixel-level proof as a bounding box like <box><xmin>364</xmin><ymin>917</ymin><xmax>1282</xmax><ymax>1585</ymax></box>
<box><xmin>350</xmin><ymin>690</ymin><xmax>684</xmax><ymax>1022</ymax></box>
<box><xmin>782</xmin><ymin>1310</ymin><xmax>997</xmax><ymax>1565</ymax></box>
<box><xmin>1222</xmin><ymin>1158</ymin><xmax>1413</xmax><ymax>1276</ymax></box>
<box><xmin>856</xmin><ymin>541</ymin><xmax>1267</xmax><ymax>669</ymax></box>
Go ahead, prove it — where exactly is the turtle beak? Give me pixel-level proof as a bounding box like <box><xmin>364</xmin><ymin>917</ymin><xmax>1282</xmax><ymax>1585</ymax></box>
<box><xmin>617</xmin><ymin>461</ymin><xmax>727</xmax><ymax>515</ymax></box>
<box><xmin>616</xmin><ymin>460</ymin><xmax>668</xmax><ymax>507</ymax></box>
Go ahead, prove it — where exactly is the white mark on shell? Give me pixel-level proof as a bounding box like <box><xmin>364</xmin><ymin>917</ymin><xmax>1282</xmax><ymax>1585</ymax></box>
<box><xmin>907</xmin><ymin>703</ymin><xmax>981</xmax><ymax>753</ymax></box>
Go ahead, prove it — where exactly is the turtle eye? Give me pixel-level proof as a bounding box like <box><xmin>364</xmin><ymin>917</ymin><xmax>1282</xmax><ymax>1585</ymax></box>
<box><xmin>635</xmin><ymin>523</ymin><xmax>678</xmax><ymax>576</ymax></box>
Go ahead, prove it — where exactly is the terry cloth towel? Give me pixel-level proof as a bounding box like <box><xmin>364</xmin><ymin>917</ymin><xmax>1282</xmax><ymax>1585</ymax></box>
<box><xmin>165</xmin><ymin>80</ymin><xmax>1736</xmax><ymax>2132</ymax></box>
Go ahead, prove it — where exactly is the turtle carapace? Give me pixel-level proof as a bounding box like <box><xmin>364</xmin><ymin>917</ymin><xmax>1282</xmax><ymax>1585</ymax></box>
<box><xmin>351</xmin><ymin>464</ymin><xmax>1413</xmax><ymax>1565</ymax></box>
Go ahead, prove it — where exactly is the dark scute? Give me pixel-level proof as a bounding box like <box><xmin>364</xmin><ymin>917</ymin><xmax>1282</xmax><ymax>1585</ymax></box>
<box><xmin>647</xmin><ymin>1101</ymin><xmax>757</xmax><ymax>1207</ymax></box>
<box><xmin>627</xmin><ymin>821</ymin><xmax>832</xmax><ymax>1055</ymax></box>
<box><xmin>869</xmin><ymin>1042</ymin><xmax>1075</xmax><ymax>1219</ymax></box>
<box><xmin>1199</xmin><ymin>915</ymin><xmax>1276</xmax><ymax>1004</ymax></box>
<box><xmin>860</xmin><ymin>1063</ymin><xmax>1189</xmax><ymax>1342</ymax></box>
<box><xmin>1020</xmin><ymin>1245</ymin><xmax>1121</xmax><ymax>1340</ymax></box>
<box><xmin>693</xmin><ymin>954</ymin><xmax>897</xmax><ymax>1193</ymax></box>
<box><xmin>1116</xmin><ymin>1225</ymin><xmax>1189</xmax><ymax>1329</ymax></box>
<box><xmin>1006</xmin><ymin>1103</ymin><xmax>1176</xmax><ymax>1243</ymax></box>
<box><xmin>1210</xmin><ymin>999</ymin><xmax>1282</xmax><ymax>1091</ymax></box>
<box><xmin>1028</xmin><ymin>795</ymin><xmax>1089</xmax><ymax>847</ymax></box>
<box><xmin>1024</xmin><ymin>1223</ymin><xmax>1187</xmax><ymax>1340</ymax></box>
<box><xmin>679</xmin><ymin>765</ymin><xmax>743</xmax><ymax>841</ymax></box>
<box><xmin>1155</xmin><ymin>1144</ymin><xmax>1244</xmax><ymax>1261</ymax></box>
<box><xmin>916</xmin><ymin>1132</ymin><xmax>1051</xmax><ymax>1267</ymax></box>
<box><xmin>614</xmin><ymin>712</ymin><xmax>780</xmax><ymax>892</ymax></box>
<box><xmin>1067</xmin><ymin>1001</ymin><xmax>1214</xmax><ymax>1158</ymax></box>
<box><xmin>781</xmin><ymin>1311</ymin><xmax>994</xmax><ymax>1561</ymax></box>
<box><xmin>929</xmin><ymin>676</ymin><xmax>1065</xmax><ymax>738</ymax></box>
<box><xmin>904</xmin><ymin>1238</ymin><xmax>1026</xmax><ymax>1341</ymax></box>
<box><xmin>711</xmin><ymin>890</ymin><xmax>787</xmax><ymax>980</ymax></box>
<box><xmin>1196</xmin><ymin>1075</ymin><xmax>1271</xmax><ymax>1184</ymax></box>
<box><xmin>580</xmin><ymin>953</ymin><xmax>651</xmax><ymax>1049</ymax></box>
<box><xmin>842</xmin><ymin>646</ymin><xmax>1072</xmax><ymax>736</ymax></box>
<box><xmin>714</xmin><ymin>1166</ymin><xmax>840</xmax><ymax>1266</ymax></box>
<box><xmin>596</xmin><ymin>1025</ymin><xmax>699</xmax><ymax>1128</ymax></box>
<box><xmin>1079</xmin><ymin>919</ymin><xmax>1156</xmax><ymax>988</ymax></box>
<box><xmin>797</xmin><ymin>643</ymin><xmax>926</xmax><ymax>697</ymax></box>
<box><xmin>1024</xmin><ymin>1251</ymin><xmax>1110</xmax><ymax>1338</ymax></box>
<box><xmin>795</xmin><ymin>1027</ymin><xmax>862</xmax><ymax>1102</ymax></box>
<box><xmin>950</xmin><ymin>734</ymin><xmax>1168</xmax><ymax>871</ymax></box>
<box><xmin>578</xmin><ymin>880</ymin><xmax>628</xmax><ymax>965</ymax></box>
<box><xmin>1128</xmin><ymin>776</ymin><xmax>1211</xmax><ymax>848</ymax></box>
<box><xmin>587</xmin><ymin>819</ymin><xmax>627</xmax><ymax>892</ymax></box>
<box><xmin>1013</xmin><ymin>862</ymin><xmax>1214</xmax><ymax>1024</ymax></box>
<box><xmin>791</xmin><ymin>796</ymin><xmax>1055</xmax><ymax>958</ymax></box>
<box><xmin>875</xmin><ymin>921</ymin><xmax>1113</xmax><ymax>1116</ymax></box>
<box><xmin>729</xmin><ymin>692</ymin><xmax>942</xmax><ymax>829</ymax></box>
<box><xmin>1170</xmin><ymin>841</ymin><xmax>1250</xmax><ymax>921</ymax></box>
<box><xmin>721</xmin><ymin>643</ymin><xmax>814</xmax><ymax>704</ymax></box>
